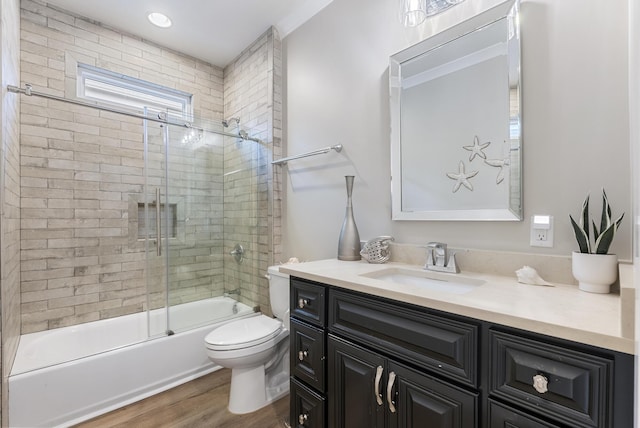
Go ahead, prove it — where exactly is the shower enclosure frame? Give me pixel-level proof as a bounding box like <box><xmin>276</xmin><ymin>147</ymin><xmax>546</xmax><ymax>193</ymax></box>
<box><xmin>8</xmin><ymin>83</ymin><xmax>265</xmax><ymax>339</ymax></box>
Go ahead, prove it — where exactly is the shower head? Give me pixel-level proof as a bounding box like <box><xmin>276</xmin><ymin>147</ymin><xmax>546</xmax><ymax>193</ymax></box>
<box><xmin>222</xmin><ymin>117</ymin><xmax>240</xmax><ymax>128</ymax></box>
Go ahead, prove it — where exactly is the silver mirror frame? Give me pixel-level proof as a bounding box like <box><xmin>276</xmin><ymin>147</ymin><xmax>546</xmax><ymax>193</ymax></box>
<box><xmin>390</xmin><ymin>0</ymin><xmax>522</xmax><ymax>221</ymax></box>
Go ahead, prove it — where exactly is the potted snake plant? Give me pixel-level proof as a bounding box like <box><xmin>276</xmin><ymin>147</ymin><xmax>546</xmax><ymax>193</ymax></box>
<box><xmin>569</xmin><ymin>189</ymin><xmax>624</xmax><ymax>293</ymax></box>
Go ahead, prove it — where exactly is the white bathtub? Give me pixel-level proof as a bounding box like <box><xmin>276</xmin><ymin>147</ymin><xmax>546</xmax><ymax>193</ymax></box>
<box><xmin>9</xmin><ymin>297</ymin><xmax>257</xmax><ymax>428</ymax></box>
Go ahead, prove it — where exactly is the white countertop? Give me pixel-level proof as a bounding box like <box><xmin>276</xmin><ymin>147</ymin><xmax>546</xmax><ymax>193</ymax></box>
<box><xmin>280</xmin><ymin>259</ymin><xmax>635</xmax><ymax>355</ymax></box>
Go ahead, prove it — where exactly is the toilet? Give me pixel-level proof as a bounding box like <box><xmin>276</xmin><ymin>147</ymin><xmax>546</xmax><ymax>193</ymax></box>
<box><xmin>204</xmin><ymin>266</ymin><xmax>290</xmax><ymax>414</ymax></box>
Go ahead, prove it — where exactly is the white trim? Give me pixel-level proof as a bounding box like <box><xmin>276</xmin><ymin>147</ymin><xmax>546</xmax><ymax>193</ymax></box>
<box><xmin>76</xmin><ymin>63</ymin><xmax>193</xmax><ymax>118</ymax></box>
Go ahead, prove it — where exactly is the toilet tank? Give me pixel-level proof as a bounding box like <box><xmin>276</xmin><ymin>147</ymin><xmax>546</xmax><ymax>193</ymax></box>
<box><xmin>267</xmin><ymin>265</ymin><xmax>290</xmax><ymax>320</ymax></box>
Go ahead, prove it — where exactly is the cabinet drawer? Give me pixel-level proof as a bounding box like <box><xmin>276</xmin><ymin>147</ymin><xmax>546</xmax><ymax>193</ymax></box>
<box><xmin>291</xmin><ymin>278</ymin><xmax>326</xmax><ymax>327</ymax></box>
<box><xmin>291</xmin><ymin>377</ymin><xmax>325</xmax><ymax>428</ymax></box>
<box><xmin>329</xmin><ymin>289</ymin><xmax>478</xmax><ymax>386</ymax></box>
<box><xmin>488</xmin><ymin>400</ymin><xmax>560</xmax><ymax>428</ymax></box>
<box><xmin>489</xmin><ymin>330</ymin><xmax>613</xmax><ymax>428</ymax></box>
<box><xmin>291</xmin><ymin>318</ymin><xmax>326</xmax><ymax>393</ymax></box>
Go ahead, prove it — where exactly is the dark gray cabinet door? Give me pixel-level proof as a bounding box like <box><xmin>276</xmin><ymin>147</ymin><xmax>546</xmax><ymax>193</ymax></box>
<box><xmin>329</xmin><ymin>334</ymin><xmax>478</xmax><ymax>428</ymax></box>
<box><xmin>388</xmin><ymin>362</ymin><xmax>478</xmax><ymax>428</ymax></box>
<box><xmin>328</xmin><ymin>335</ymin><xmax>386</xmax><ymax>428</ymax></box>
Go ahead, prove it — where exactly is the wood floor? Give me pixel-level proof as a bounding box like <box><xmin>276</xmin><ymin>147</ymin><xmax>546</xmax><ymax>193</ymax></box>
<box><xmin>73</xmin><ymin>369</ymin><xmax>290</xmax><ymax>428</ymax></box>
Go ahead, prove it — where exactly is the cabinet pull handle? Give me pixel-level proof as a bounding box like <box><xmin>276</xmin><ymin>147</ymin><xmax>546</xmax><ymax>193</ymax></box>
<box><xmin>298</xmin><ymin>298</ymin><xmax>308</xmax><ymax>309</ymax></box>
<box><xmin>298</xmin><ymin>412</ymin><xmax>309</xmax><ymax>425</ymax></box>
<box><xmin>387</xmin><ymin>371</ymin><xmax>397</xmax><ymax>413</ymax></box>
<box><xmin>298</xmin><ymin>350</ymin><xmax>308</xmax><ymax>361</ymax></box>
<box><xmin>532</xmin><ymin>374</ymin><xmax>549</xmax><ymax>394</ymax></box>
<box><xmin>374</xmin><ymin>365</ymin><xmax>384</xmax><ymax>406</ymax></box>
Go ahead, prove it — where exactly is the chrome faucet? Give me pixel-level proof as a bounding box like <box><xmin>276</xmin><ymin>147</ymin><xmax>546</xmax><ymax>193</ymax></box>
<box><xmin>424</xmin><ymin>242</ymin><xmax>460</xmax><ymax>273</ymax></box>
<box><xmin>224</xmin><ymin>289</ymin><xmax>241</xmax><ymax>314</ymax></box>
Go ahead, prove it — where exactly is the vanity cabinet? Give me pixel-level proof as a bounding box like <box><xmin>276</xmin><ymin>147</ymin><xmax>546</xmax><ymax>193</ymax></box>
<box><xmin>290</xmin><ymin>278</ymin><xmax>328</xmax><ymax>428</ymax></box>
<box><xmin>289</xmin><ymin>276</ymin><xmax>634</xmax><ymax>428</ymax></box>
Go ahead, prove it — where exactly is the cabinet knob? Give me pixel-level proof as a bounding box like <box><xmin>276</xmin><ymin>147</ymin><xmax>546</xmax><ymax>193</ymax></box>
<box><xmin>532</xmin><ymin>374</ymin><xmax>549</xmax><ymax>394</ymax></box>
<box><xmin>298</xmin><ymin>350</ymin><xmax>308</xmax><ymax>361</ymax></box>
<box><xmin>298</xmin><ymin>412</ymin><xmax>309</xmax><ymax>425</ymax></box>
<box><xmin>298</xmin><ymin>298</ymin><xmax>308</xmax><ymax>309</ymax></box>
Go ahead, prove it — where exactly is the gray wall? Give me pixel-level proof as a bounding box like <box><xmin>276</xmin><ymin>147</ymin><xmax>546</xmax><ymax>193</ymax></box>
<box><xmin>629</xmin><ymin>0</ymin><xmax>639</xmax><ymax>423</ymax></box>
<box><xmin>282</xmin><ymin>0</ymin><xmax>631</xmax><ymax>262</ymax></box>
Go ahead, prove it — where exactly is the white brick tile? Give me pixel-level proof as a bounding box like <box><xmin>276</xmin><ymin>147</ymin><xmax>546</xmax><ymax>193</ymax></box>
<box><xmin>17</xmin><ymin>4</ymin><xmax>281</xmax><ymax>334</ymax></box>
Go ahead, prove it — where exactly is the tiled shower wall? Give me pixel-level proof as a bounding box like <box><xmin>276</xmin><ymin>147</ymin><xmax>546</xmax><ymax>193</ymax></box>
<box><xmin>17</xmin><ymin>0</ymin><xmax>281</xmax><ymax>334</ymax></box>
<box><xmin>19</xmin><ymin>0</ymin><xmax>225</xmax><ymax>333</ymax></box>
<box><xmin>1</xmin><ymin>0</ymin><xmax>21</xmax><ymax>423</ymax></box>
<box><xmin>223</xmin><ymin>28</ymin><xmax>282</xmax><ymax>316</ymax></box>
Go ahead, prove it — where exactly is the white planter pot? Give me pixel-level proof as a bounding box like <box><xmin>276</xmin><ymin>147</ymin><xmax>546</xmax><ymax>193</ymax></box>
<box><xmin>571</xmin><ymin>252</ymin><xmax>618</xmax><ymax>294</ymax></box>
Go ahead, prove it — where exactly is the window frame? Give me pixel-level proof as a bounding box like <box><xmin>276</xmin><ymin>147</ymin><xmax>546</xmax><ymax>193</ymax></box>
<box><xmin>76</xmin><ymin>63</ymin><xmax>193</xmax><ymax>118</ymax></box>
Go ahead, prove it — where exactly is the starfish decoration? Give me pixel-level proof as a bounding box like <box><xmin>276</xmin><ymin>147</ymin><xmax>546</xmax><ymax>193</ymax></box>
<box><xmin>485</xmin><ymin>156</ymin><xmax>511</xmax><ymax>184</ymax></box>
<box><xmin>462</xmin><ymin>136</ymin><xmax>491</xmax><ymax>162</ymax></box>
<box><xmin>446</xmin><ymin>161</ymin><xmax>479</xmax><ymax>193</ymax></box>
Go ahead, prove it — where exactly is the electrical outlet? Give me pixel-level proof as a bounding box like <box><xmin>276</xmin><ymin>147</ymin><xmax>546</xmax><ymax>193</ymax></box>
<box><xmin>530</xmin><ymin>215</ymin><xmax>553</xmax><ymax>247</ymax></box>
<box><xmin>535</xmin><ymin>229</ymin><xmax>547</xmax><ymax>241</ymax></box>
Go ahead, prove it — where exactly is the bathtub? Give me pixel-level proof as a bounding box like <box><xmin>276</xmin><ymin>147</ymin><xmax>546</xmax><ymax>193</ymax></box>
<box><xmin>9</xmin><ymin>297</ymin><xmax>257</xmax><ymax>428</ymax></box>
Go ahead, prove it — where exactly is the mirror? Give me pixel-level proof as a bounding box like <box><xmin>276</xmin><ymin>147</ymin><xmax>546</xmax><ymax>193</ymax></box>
<box><xmin>390</xmin><ymin>0</ymin><xmax>521</xmax><ymax>221</ymax></box>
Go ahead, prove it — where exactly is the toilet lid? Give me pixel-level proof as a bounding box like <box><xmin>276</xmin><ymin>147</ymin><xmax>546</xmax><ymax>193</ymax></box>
<box><xmin>205</xmin><ymin>315</ymin><xmax>282</xmax><ymax>350</ymax></box>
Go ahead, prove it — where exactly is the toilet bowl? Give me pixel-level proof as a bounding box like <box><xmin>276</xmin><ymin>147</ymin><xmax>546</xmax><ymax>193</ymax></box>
<box><xmin>204</xmin><ymin>266</ymin><xmax>290</xmax><ymax>414</ymax></box>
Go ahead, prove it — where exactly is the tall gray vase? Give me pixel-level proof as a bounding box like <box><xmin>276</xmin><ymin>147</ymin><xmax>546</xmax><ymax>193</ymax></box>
<box><xmin>338</xmin><ymin>175</ymin><xmax>361</xmax><ymax>261</ymax></box>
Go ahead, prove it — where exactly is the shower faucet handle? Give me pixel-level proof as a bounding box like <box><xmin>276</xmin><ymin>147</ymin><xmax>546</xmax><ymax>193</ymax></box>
<box><xmin>229</xmin><ymin>244</ymin><xmax>244</xmax><ymax>264</ymax></box>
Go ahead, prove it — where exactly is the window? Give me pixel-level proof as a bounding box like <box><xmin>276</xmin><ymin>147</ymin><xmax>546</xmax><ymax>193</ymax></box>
<box><xmin>77</xmin><ymin>63</ymin><xmax>193</xmax><ymax>118</ymax></box>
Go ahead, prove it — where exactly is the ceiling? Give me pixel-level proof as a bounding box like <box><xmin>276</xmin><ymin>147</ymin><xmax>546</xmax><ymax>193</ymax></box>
<box><xmin>44</xmin><ymin>0</ymin><xmax>333</xmax><ymax>67</ymax></box>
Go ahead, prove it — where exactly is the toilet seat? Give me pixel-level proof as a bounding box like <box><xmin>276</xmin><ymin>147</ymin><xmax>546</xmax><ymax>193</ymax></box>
<box><xmin>205</xmin><ymin>315</ymin><xmax>282</xmax><ymax>351</ymax></box>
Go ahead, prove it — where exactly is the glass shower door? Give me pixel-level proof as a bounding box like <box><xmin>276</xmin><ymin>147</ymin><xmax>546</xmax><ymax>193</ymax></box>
<box><xmin>163</xmin><ymin>118</ymin><xmax>226</xmax><ymax>332</ymax></box>
<box><xmin>144</xmin><ymin>113</ymin><xmax>263</xmax><ymax>336</ymax></box>
<box><xmin>145</xmin><ymin>114</ymin><xmax>231</xmax><ymax>335</ymax></box>
<box><xmin>143</xmin><ymin>113</ymin><xmax>171</xmax><ymax>337</ymax></box>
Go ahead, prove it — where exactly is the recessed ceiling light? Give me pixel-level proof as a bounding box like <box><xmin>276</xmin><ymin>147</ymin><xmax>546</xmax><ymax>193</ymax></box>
<box><xmin>147</xmin><ymin>12</ymin><xmax>172</xmax><ymax>28</ymax></box>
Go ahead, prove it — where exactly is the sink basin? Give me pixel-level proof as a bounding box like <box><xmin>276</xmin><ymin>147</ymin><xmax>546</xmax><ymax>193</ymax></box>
<box><xmin>361</xmin><ymin>267</ymin><xmax>485</xmax><ymax>295</ymax></box>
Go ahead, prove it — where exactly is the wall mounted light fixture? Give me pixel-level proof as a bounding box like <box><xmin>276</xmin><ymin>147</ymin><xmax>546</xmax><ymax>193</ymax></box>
<box><xmin>399</xmin><ymin>0</ymin><xmax>466</xmax><ymax>27</ymax></box>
